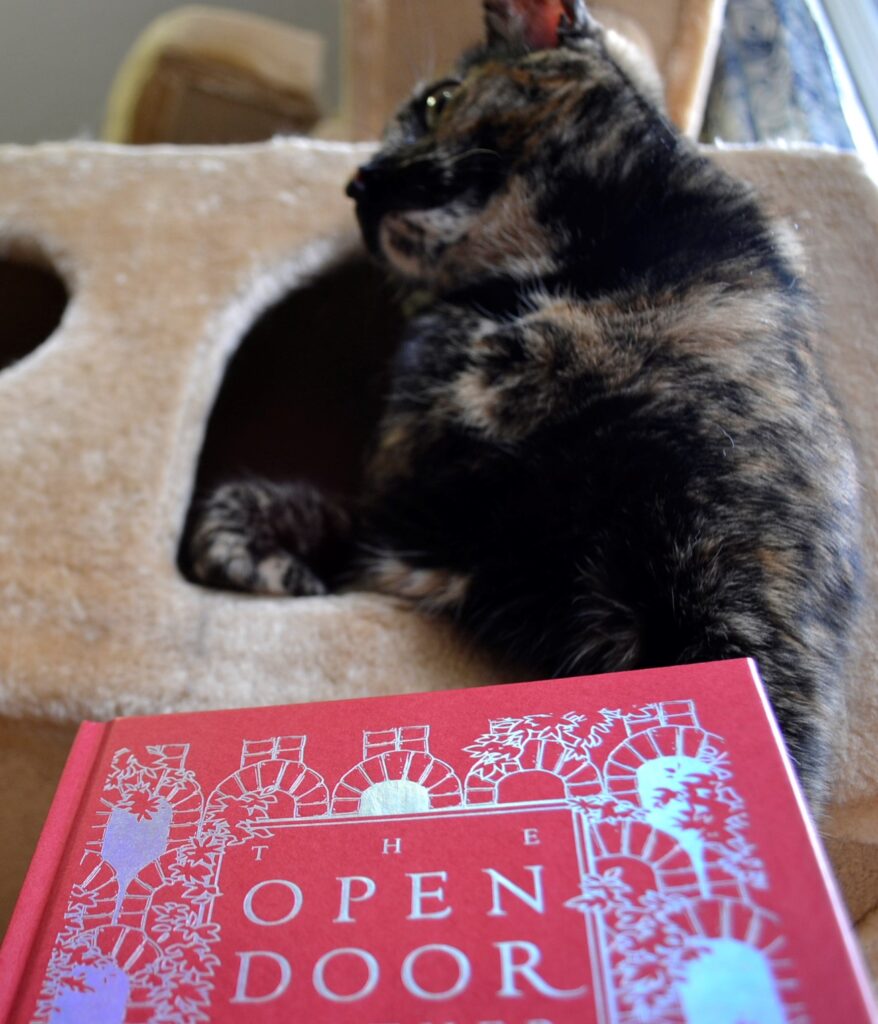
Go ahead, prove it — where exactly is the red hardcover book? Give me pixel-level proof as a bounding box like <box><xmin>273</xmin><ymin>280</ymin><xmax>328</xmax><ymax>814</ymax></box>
<box><xmin>0</xmin><ymin>659</ymin><xmax>874</xmax><ymax>1023</ymax></box>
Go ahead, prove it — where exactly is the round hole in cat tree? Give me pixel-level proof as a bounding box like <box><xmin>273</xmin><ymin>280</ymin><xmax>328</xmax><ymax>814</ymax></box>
<box><xmin>178</xmin><ymin>252</ymin><xmax>406</xmax><ymax>581</ymax></box>
<box><xmin>0</xmin><ymin>254</ymin><xmax>69</xmax><ymax>372</ymax></box>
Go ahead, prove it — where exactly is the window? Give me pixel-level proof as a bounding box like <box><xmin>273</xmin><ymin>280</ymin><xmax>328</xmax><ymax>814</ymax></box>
<box><xmin>810</xmin><ymin>0</ymin><xmax>878</xmax><ymax>170</ymax></box>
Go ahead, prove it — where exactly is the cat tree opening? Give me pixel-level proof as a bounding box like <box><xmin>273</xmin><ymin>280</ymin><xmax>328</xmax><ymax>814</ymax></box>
<box><xmin>178</xmin><ymin>252</ymin><xmax>405</xmax><ymax>582</ymax></box>
<box><xmin>0</xmin><ymin>256</ymin><xmax>69</xmax><ymax>372</ymax></box>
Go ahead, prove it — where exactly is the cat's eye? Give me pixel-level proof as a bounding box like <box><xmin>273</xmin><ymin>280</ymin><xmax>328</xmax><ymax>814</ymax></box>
<box><xmin>422</xmin><ymin>80</ymin><xmax>461</xmax><ymax>130</ymax></box>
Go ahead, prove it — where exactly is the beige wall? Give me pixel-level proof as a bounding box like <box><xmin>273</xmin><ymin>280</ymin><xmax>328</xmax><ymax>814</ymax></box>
<box><xmin>0</xmin><ymin>0</ymin><xmax>341</xmax><ymax>143</ymax></box>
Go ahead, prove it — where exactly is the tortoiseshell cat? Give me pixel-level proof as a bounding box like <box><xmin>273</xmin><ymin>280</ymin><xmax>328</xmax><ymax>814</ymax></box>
<box><xmin>190</xmin><ymin>0</ymin><xmax>860</xmax><ymax>809</ymax></box>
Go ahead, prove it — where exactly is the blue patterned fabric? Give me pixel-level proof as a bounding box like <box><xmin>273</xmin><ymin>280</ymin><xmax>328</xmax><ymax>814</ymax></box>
<box><xmin>701</xmin><ymin>0</ymin><xmax>854</xmax><ymax>147</ymax></box>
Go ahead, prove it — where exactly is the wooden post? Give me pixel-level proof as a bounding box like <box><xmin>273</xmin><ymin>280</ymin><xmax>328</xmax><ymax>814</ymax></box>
<box><xmin>337</xmin><ymin>0</ymin><xmax>727</xmax><ymax>139</ymax></box>
<box><xmin>340</xmin><ymin>0</ymin><xmax>484</xmax><ymax>140</ymax></box>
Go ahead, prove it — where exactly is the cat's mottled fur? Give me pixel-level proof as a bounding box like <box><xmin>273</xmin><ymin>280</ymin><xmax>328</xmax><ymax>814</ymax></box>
<box><xmin>190</xmin><ymin>0</ymin><xmax>860</xmax><ymax>808</ymax></box>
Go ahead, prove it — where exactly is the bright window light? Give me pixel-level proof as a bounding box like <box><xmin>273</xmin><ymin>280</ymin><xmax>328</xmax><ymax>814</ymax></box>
<box><xmin>809</xmin><ymin>0</ymin><xmax>878</xmax><ymax>173</ymax></box>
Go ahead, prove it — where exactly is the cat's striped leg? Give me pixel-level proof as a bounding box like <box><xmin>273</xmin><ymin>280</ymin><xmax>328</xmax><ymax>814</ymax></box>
<box><xmin>187</xmin><ymin>479</ymin><xmax>351</xmax><ymax>596</ymax></box>
<box><xmin>358</xmin><ymin>549</ymin><xmax>473</xmax><ymax>615</ymax></box>
<box><xmin>678</xmin><ymin>632</ymin><xmax>836</xmax><ymax>816</ymax></box>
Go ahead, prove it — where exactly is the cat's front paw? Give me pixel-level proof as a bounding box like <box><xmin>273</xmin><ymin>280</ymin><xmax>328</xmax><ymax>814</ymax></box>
<box><xmin>187</xmin><ymin>481</ymin><xmax>340</xmax><ymax>596</ymax></box>
<box><xmin>191</xmin><ymin>531</ymin><xmax>328</xmax><ymax>596</ymax></box>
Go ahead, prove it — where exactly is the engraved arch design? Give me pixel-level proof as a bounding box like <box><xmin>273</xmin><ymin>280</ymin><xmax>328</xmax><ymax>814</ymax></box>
<box><xmin>153</xmin><ymin>772</ymin><xmax>204</xmax><ymax>845</ymax></box>
<box><xmin>663</xmin><ymin>901</ymin><xmax>803</xmax><ymax>1003</ymax></box>
<box><xmin>331</xmin><ymin>750</ymin><xmax>462</xmax><ymax>814</ymax></box>
<box><xmin>117</xmin><ymin>842</ymin><xmax>226</xmax><ymax>933</ymax></box>
<box><xmin>69</xmin><ymin>851</ymin><xmax>120</xmax><ymax>931</ymax></box>
<box><xmin>465</xmin><ymin>737</ymin><xmax>602</xmax><ymax>805</ymax></box>
<box><xmin>668</xmin><ymin>897</ymin><xmax>785</xmax><ymax>952</ymax></box>
<box><xmin>205</xmin><ymin>758</ymin><xmax>329</xmax><ymax>820</ymax></box>
<box><xmin>495</xmin><ymin>768</ymin><xmax>569</xmax><ymax>803</ymax></box>
<box><xmin>81</xmin><ymin>924</ymin><xmax>162</xmax><ymax>974</ymax></box>
<box><xmin>624</xmin><ymin>700</ymin><xmax>701</xmax><ymax>732</ymax></box>
<box><xmin>589</xmin><ymin>819</ymin><xmax>701</xmax><ymax>895</ymax></box>
<box><xmin>117</xmin><ymin>850</ymin><xmax>187</xmax><ymax>930</ymax></box>
<box><xmin>518</xmin><ymin>737</ymin><xmax>603</xmax><ymax>793</ymax></box>
<box><xmin>604</xmin><ymin>726</ymin><xmax>724</xmax><ymax>799</ymax></box>
<box><xmin>665</xmin><ymin>899</ymin><xmax>802</xmax><ymax>1018</ymax></box>
<box><xmin>701</xmin><ymin>845</ymin><xmax>751</xmax><ymax>901</ymax></box>
<box><xmin>92</xmin><ymin>746</ymin><xmax>204</xmax><ymax>853</ymax></box>
<box><xmin>241</xmin><ymin>734</ymin><xmax>306</xmax><ymax>768</ymax></box>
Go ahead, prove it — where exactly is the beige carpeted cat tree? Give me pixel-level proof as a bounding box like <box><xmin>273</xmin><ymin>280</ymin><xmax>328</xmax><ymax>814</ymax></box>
<box><xmin>2</xmin><ymin>0</ymin><xmax>878</xmax><ymax>982</ymax></box>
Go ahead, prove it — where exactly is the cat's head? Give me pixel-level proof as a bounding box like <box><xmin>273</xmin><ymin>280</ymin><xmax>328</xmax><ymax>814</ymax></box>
<box><xmin>347</xmin><ymin>0</ymin><xmax>667</xmax><ymax>292</ymax></box>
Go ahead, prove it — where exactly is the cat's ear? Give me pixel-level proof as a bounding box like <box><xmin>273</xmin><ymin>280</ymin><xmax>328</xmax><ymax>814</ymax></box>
<box><xmin>484</xmin><ymin>0</ymin><xmax>596</xmax><ymax>50</ymax></box>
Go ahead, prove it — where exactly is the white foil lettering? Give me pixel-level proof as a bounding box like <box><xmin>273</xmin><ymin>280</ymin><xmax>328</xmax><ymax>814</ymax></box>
<box><xmin>495</xmin><ymin>941</ymin><xmax>588</xmax><ymax>999</ymax></box>
<box><xmin>484</xmin><ymin>866</ymin><xmax>546</xmax><ymax>916</ymax></box>
<box><xmin>313</xmin><ymin>947</ymin><xmax>380</xmax><ymax>1003</ymax></box>
<box><xmin>334</xmin><ymin>875</ymin><xmax>377</xmax><ymax>923</ymax></box>
<box><xmin>242</xmin><ymin>879</ymin><xmax>303</xmax><ymax>926</ymax></box>
<box><xmin>230</xmin><ymin>950</ymin><xmax>291</xmax><ymax>1004</ymax></box>
<box><xmin>407</xmin><ymin>871</ymin><xmax>452</xmax><ymax>920</ymax></box>
<box><xmin>401</xmin><ymin>943</ymin><xmax>472</xmax><ymax>1001</ymax></box>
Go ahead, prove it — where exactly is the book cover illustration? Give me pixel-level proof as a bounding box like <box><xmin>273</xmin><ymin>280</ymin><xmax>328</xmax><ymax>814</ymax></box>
<box><xmin>5</xmin><ymin>661</ymin><xmax>874</xmax><ymax>1023</ymax></box>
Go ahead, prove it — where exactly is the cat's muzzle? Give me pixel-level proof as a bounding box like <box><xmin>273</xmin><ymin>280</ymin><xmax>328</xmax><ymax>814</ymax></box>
<box><xmin>345</xmin><ymin>168</ymin><xmax>369</xmax><ymax>201</ymax></box>
<box><xmin>346</xmin><ymin>163</ymin><xmax>389</xmax><ymax>257</ymax></box>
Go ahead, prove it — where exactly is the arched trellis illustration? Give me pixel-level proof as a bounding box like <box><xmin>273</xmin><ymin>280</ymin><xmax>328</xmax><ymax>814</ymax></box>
<box><xmin>669</xmin><ymin>897</ymin><xmax>785</xmax><ymax>949</ymax></box>
<box><xmin>67</xmin><ymin>851</ymin><xmax>120</xmax><ymax>932</ymax></box>
<box><xmin>464</xmin><ymin>713</ymin><xmax>605</xmax><ymax>805</ymax></box>
<box><xmin>589</xmin><ymin>818</ymin><xmax>702</xmax><ymax>897</ymax></box>
<box><xmin>89</xmin><ymin>745</ymin><xmax>205</xmax><ymax>856</ymax></box>
<box><xmin>90</xmin><ymin>924</ymin><xmax>163</xmax><ymax>973</ymax></box>
<box><xmin>205</xmin><ymin>757</ymin><xmax>330</xmax><ymax>827</ymax></box>
<box><xmin>331</xmin><ymin>750</ymin><xmax>463</xmax><ymax>814</ymax></box>
<box><xmin>604</xmin><ymin>725</ymin><xmax>725</xmax><ymax>800</ymax></box>
<box><xmin>37</xmin><ymin>925</ymin><xmax>163</xmax><ymax>1024</ymax></box>
<box><xmin>117</xmin><ymin>848</ymin><xmax>190</xmax><ymax>931</ymax></box>
<box><xmin>588</xmin><ymin>893</ymin><xmax>803</xmax><ymax>1024</ymax></box>
<box><xmin>466</xmin><ymin>740</ymin><xmax>604</xmax><ymax>804</ymax></box>
<box><xmin>666</xmin><ymin>898</ymin><xmax>806</xmax><ymax>1021</ymax></box>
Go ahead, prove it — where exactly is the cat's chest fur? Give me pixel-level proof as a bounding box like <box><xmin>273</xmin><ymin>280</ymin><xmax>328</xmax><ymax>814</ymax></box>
<box><xmin>388</xmin><ymin>289</ymin><xmax>649</xmax><ymax>441</ymax></box>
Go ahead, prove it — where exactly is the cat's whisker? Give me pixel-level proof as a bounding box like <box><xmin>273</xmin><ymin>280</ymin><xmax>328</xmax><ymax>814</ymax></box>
<box><xmin>444</xmin><ymin>147</ymin><xmax>503</xmax><ymax>166</ymax></box>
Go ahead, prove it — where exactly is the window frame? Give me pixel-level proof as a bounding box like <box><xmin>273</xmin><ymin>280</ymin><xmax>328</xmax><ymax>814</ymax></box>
<box><xmin>808</xmin><ymin>0</ymin><xmax>878</xmax><ymax>171</ymax></box>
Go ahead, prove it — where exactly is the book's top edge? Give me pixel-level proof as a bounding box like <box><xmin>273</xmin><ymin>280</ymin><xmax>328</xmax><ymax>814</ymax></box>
<box><xmin>106</xmin><ymin>657</ymin><xmax>757</xmax><ymax>728</ymax></box>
